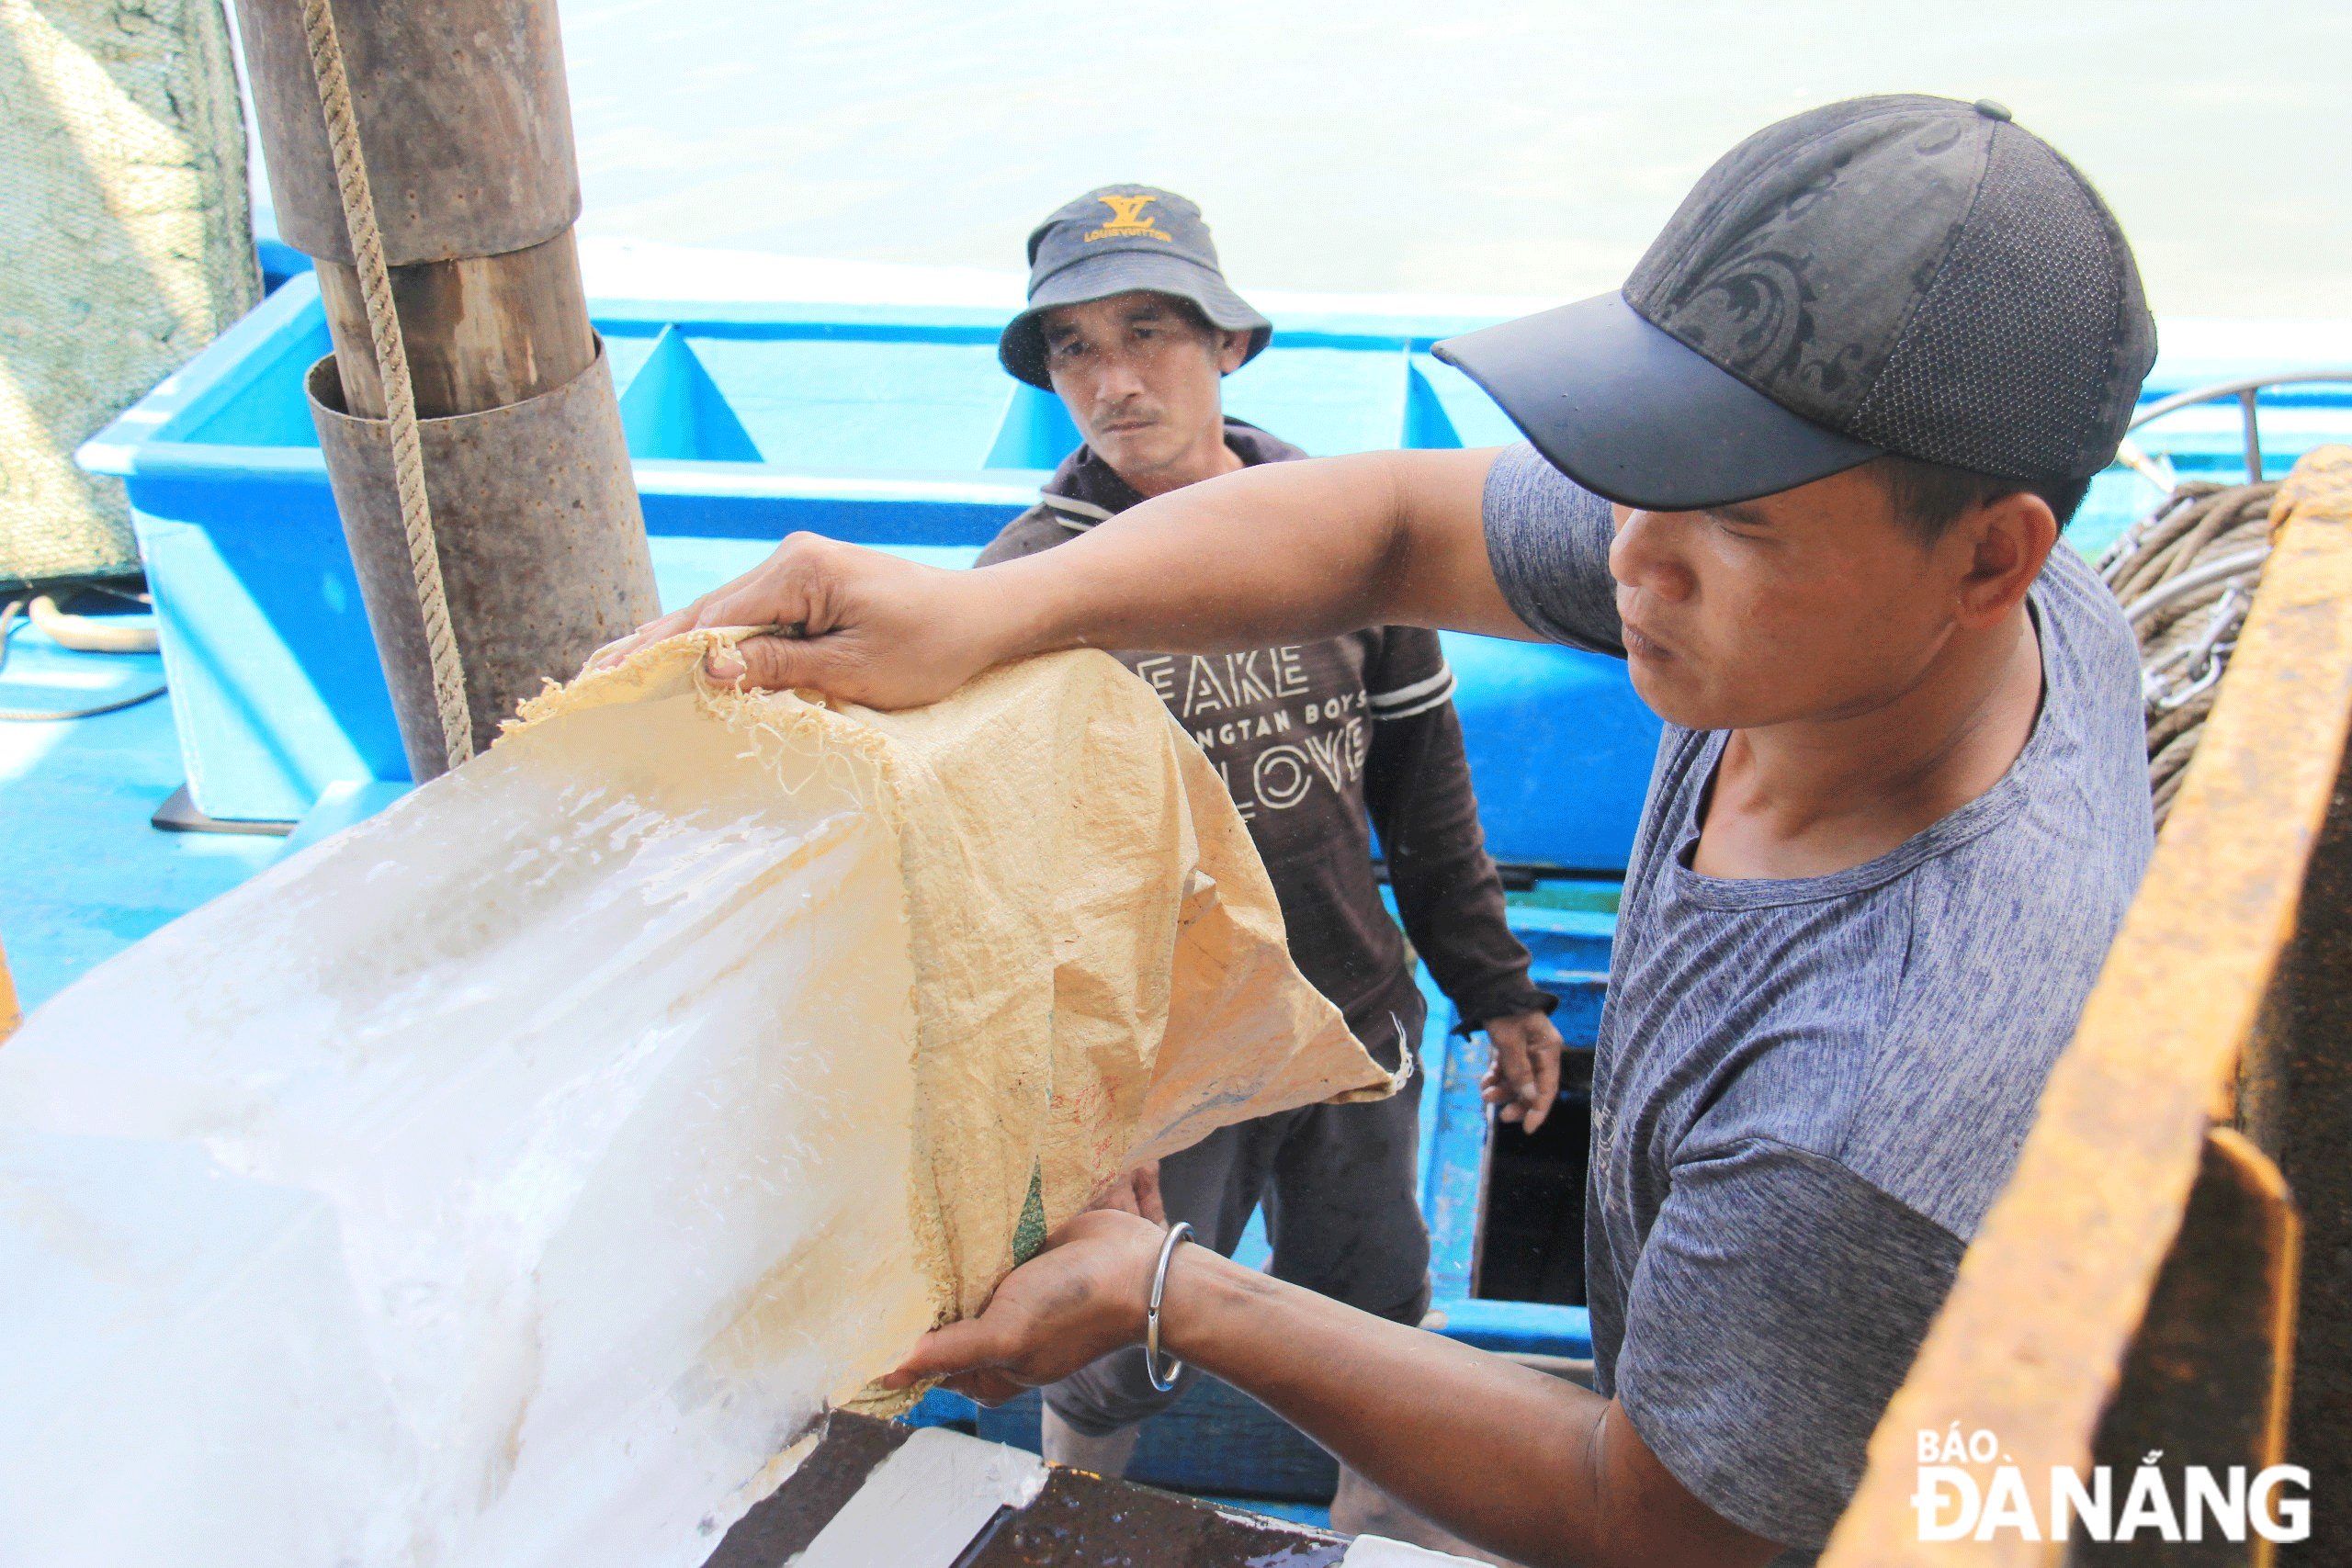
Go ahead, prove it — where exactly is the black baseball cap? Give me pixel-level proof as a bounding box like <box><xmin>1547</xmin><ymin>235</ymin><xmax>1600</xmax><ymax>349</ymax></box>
<box><xmin>1434</xmin><ymin>95</ymin><xmax>2157</xmax><ymax>511</ymax></box>
<box><xmin>999</xmin><ymin>186</ymin><xmax>1272</xmax><ymax>389</ymax></box>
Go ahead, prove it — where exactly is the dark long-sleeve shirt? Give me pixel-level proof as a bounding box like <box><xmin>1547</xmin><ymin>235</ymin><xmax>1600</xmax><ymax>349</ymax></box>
<box><xmin>976</xmin><ymin>420</ymin><xmax>1552</xmax><ymax>1068</ymax></box>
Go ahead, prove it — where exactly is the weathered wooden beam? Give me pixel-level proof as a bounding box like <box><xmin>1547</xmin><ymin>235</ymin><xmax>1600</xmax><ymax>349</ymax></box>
<box><xmin>1821</xmin><ymin>446</ymin><xmax>2352</xmax><ymax>1567</ymax></box>
<box><xmin>236</xmin><ymin>0</ymin><xmax>580</xmax><ymax>269</ymax></box>
<box><xmin>313</xmin><ymin>230</ymin><xmax>594</xmax><ymax>421</ymax></box>
<box><xmin>2084</xmin><ymin>1129</ymin><xmax>2298</xmax><ymax>1566</ymax></box>
<box><xmin>2239</xmin><ymin>626</ymin><xmax>2352</xmax><ymax>1562</ymax></box>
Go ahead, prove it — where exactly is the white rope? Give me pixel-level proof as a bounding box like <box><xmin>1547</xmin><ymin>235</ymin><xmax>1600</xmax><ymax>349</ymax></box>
<box><xmin>298</xmin><ymin>0</ymin><xmax>473</xmax><ymax>768</ymax></box>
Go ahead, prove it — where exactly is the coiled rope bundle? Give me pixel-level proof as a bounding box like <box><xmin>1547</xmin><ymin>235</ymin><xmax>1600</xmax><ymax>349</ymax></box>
<box><xmin>2097</xmin><ymin>480</ymin><xmax>2279</xmax><ymax>829</ymax></box>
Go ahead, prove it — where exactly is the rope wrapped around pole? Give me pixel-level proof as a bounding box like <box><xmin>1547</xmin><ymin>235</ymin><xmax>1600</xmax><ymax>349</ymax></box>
<box><xmin>296</xmin><ymin>0</ymin><xmax>473</xmax><ymax>769</ymax></box>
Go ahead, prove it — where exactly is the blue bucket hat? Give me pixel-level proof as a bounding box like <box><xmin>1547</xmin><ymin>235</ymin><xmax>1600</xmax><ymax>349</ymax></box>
<box><xmin>999</xmin><ymin>186</ymin><xmax>1272</xmax><ymax>389</ymax></box>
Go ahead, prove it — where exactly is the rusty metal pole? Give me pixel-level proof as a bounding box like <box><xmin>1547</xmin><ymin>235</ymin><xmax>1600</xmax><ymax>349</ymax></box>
<box><xmin>232</xmin><ymin>0</ymin><xmax>656</xmax><ymax>778</ymax></box>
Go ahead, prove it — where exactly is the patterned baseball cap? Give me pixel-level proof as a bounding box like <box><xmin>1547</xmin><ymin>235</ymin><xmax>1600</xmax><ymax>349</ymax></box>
<box><xmin>1435</xmin><ymin>95</ymin><xmax>2158</xmax><ymax>510</ymax></box>
<box><xmin>999</xmin><ymin>186</ymin><xmax>1272</xmax><ymax>389</ymax></box>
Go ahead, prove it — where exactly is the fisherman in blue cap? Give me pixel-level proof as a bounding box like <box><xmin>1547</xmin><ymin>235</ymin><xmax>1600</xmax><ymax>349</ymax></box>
<box><xmin>616</xmin><ymin>96</ymin><xmax>2159</xmax><ymax>1564</ymax></box>
<box><xmin>981</xmin><ymin>186</ymin><xmax>1561</xmax><ymax>1550</ymax></box>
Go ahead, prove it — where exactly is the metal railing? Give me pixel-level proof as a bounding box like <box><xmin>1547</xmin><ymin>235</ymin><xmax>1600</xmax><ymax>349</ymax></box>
<box><xmin>2116</xmin><ymin>369</ymin><xmax>2352</xmax><ymax>491</ymax></box>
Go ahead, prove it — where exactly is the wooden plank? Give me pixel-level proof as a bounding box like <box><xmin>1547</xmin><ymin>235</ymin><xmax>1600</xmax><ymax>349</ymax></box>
<box><xmin>789</xmin><ymin>1424</ymin><xmax>1046</xmax><ymax>1568</ymax></box>
<box><xmin>1822</xmin><ymin>445</ymin><xmax>2352</xmax><ymax>1566</ymax></box>
<box><xmin>956</xmin><ymin>1465</ymin><xmax>1349</xmax><ymax>1568</ymax></box>
<box><xmin>704</xmin><ymin>1412</ymin><xmax>909</xmax><ymax>1568</ymax></box>
<box><xmin>705</xmin><ymin>1412</ymin><xmax>1354</xmax><ymax>1568</ymax></box>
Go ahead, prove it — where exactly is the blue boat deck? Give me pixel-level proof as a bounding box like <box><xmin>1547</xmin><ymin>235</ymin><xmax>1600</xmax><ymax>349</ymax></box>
<box><xmin>0</xmin><ymin>617</ymin><xmax>277</xmax><ymax>1014</ymax></box>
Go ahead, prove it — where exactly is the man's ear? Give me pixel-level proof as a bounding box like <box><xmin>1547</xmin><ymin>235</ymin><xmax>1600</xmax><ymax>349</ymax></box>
<box><xmin>1214</xmin><ymin>329</ymin><xmax>1251</xmax><ymax>375</ymax></box>
<box><xmin>1955</xmin><ymin>490</ymin><xmax>2059</xmax><ymax>629</ymax></box>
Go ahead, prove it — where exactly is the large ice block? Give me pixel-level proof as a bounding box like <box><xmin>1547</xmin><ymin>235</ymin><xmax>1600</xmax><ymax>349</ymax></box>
<box><xmin>1</xmin><ymin>679</ymin><xmax>931</xmax><ymax>1565</ymax></box>
<box><xmin>0</xmin><ymin>638</ymin><xmax>1389</xmax><ymax>1565</ymax></box>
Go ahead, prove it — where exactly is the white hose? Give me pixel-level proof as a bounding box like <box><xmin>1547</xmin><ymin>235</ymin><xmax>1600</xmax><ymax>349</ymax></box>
<box><xmin>28</xmin><ymin>593</ymin><xmax>157</xmax><ymax>653</ymax></box>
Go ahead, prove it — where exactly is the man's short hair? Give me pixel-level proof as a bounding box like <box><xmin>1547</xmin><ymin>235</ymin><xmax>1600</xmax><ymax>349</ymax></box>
<box><xmin>1869</xmin><ymin>455</ymin><xmax>2094</xmax><ymax>545</ymax></box>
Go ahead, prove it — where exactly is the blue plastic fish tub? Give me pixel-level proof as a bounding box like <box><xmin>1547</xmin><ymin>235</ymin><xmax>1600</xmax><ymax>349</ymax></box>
<box><xmin>78</xmin><ymin>276</ymin><xmax>1666</xmax><ymax>872</ymax></box>
<box><xmin>77</xmin><ymin>275</ymin><xmax>2348</xmax><ymax>852</ymax></box>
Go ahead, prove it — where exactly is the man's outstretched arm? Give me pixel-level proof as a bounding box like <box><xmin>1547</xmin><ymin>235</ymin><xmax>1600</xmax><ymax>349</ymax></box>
<box><xmin>881</xmin><ymin>1212</ymin><xmax>1781</xmax><ymax>1568</ymax></box>
<box><xmin>598</xmin><ymin>446</ymin><xmax>1532</xmax><ymax>710</ymax></box>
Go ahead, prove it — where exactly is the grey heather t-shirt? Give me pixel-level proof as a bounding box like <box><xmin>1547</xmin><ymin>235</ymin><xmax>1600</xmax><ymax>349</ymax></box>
<box><xmin>1481</xmin><ymin>444</ymin><xmax>2154</xmax><ymax>1553</ymax></box>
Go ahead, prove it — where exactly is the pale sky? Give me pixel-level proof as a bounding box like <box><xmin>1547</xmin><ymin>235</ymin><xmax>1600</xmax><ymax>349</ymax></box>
<box><xmin>547</xmin><ymin>0</ymin><xmax>2352</xmax><ymax>317</ymax></box>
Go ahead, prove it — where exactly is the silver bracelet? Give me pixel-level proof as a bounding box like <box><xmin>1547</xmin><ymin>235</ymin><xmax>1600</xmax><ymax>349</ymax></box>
<box><xmin>1145</xmin><ymin>1220</ymin><xmax>1194</xmax><ymax>1393</ymax></box>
